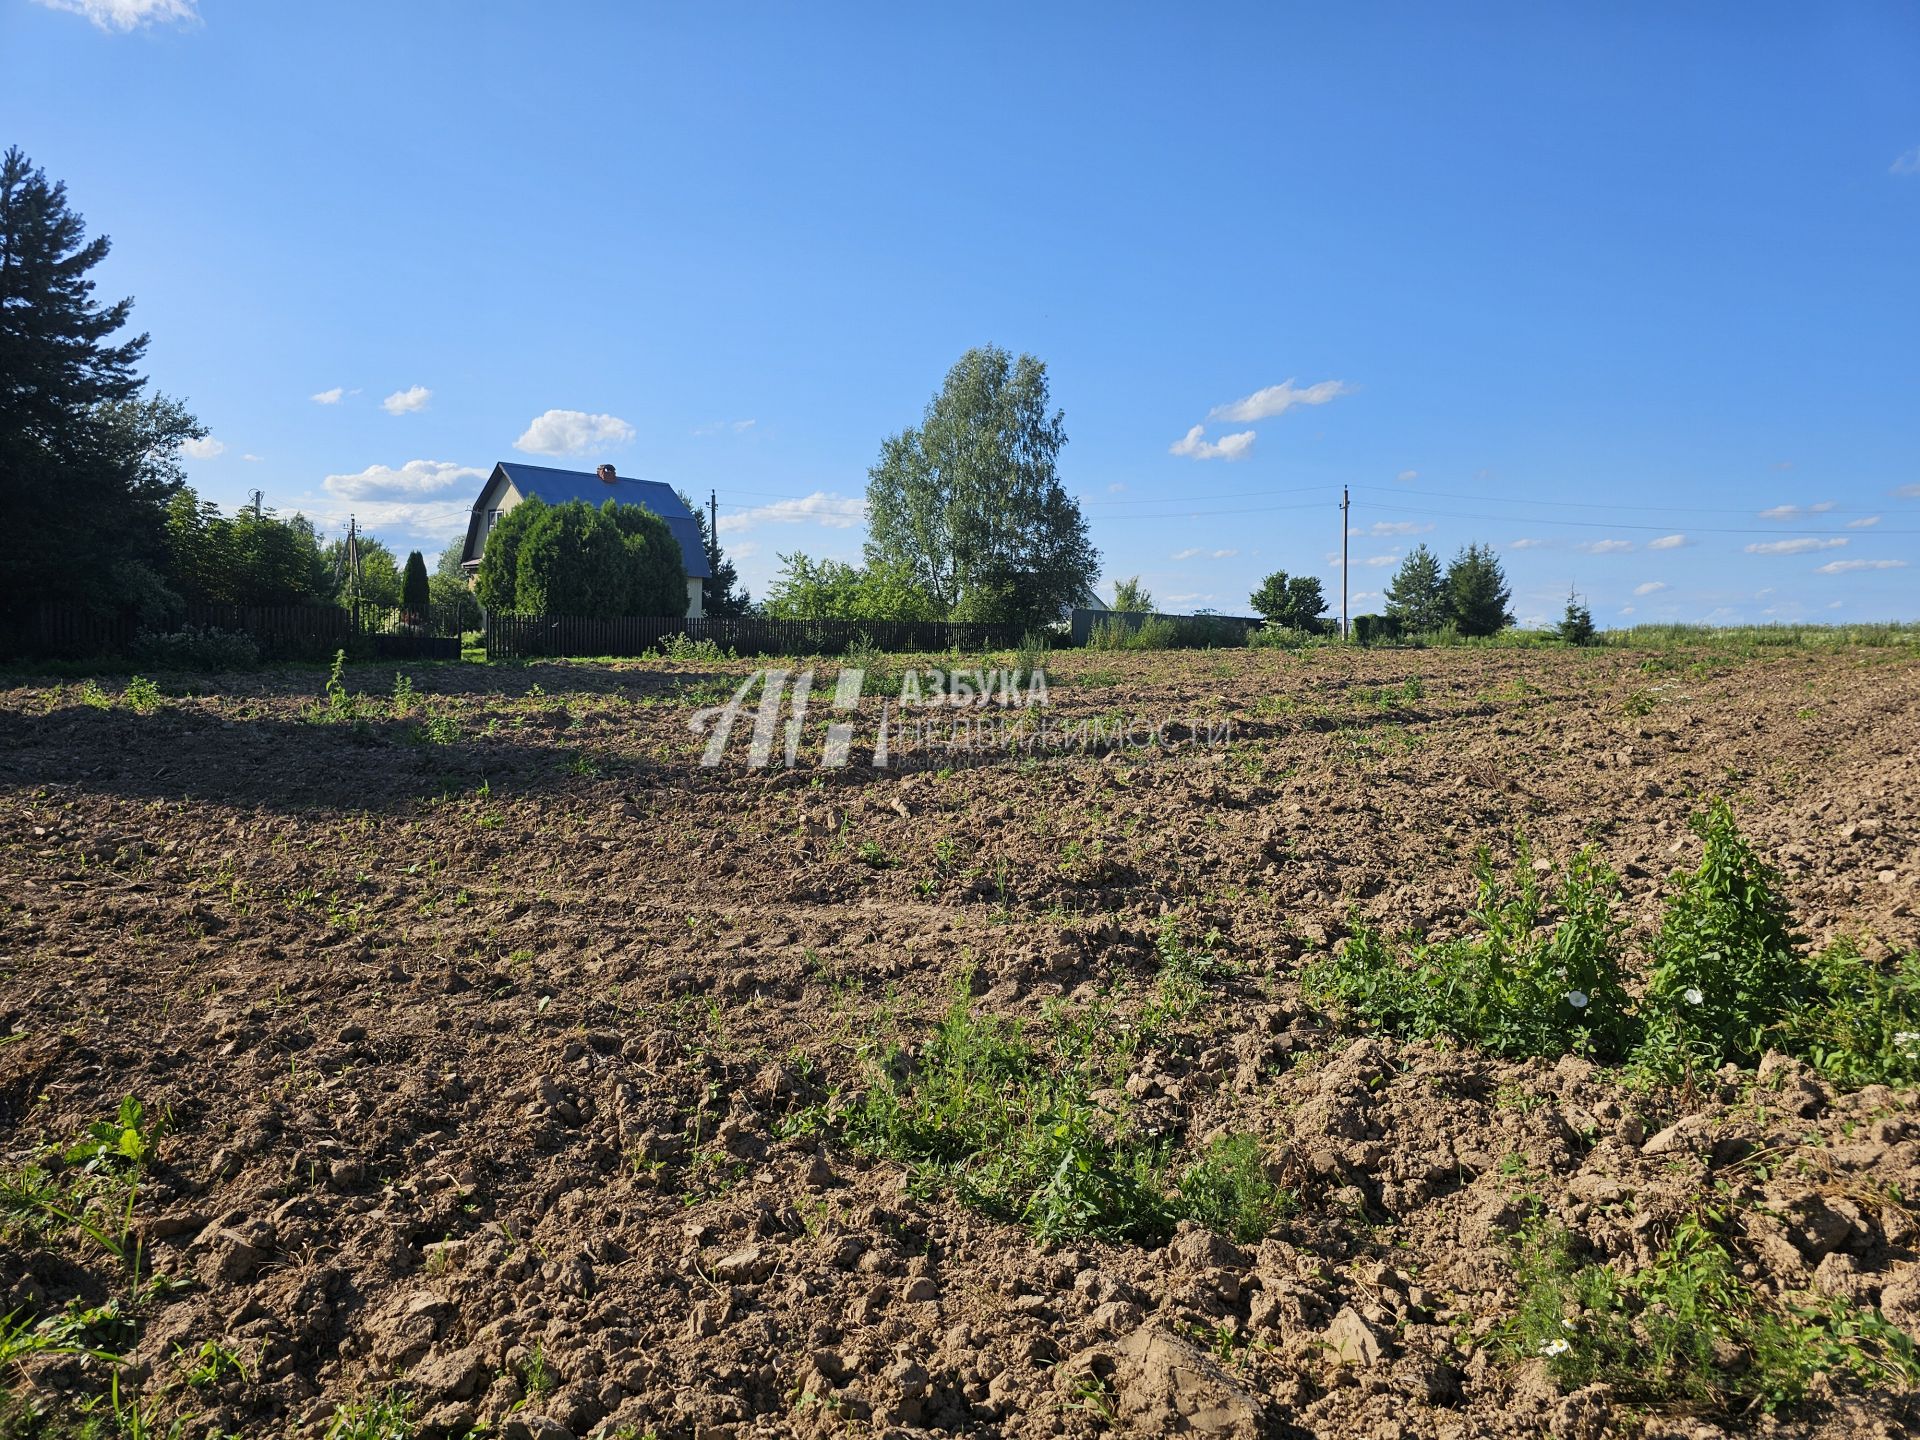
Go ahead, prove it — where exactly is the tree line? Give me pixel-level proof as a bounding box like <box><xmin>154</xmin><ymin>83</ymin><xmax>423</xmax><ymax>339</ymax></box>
<box><xmin>4</xmin><ymin>142</ymin><xmax>1526</xmax><ymax>644</ymax></box>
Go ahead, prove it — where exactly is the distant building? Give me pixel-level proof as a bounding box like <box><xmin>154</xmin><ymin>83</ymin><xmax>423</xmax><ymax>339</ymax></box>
<box><xmin>460</xmin><ymin>462</ymin><xmax>711</xmax><ymax>617</ymax></box>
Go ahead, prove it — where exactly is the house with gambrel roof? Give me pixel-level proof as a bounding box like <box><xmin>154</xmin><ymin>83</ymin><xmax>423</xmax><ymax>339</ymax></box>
<box><xmin>460</xmin><ymin>462</ymin><xmax>712</xmax><ymax>617</ymax></box>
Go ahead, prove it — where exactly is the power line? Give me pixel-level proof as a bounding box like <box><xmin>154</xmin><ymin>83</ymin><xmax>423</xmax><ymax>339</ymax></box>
<box><xmin>1358</xmin><ymin>501</ymin><xmax>1919</xmax><ymax>536</ymax></box>
<box><xmin>1351</xmin><ymin>482</ymin><xmax>1885</xmax><ymax>517</ymax></box>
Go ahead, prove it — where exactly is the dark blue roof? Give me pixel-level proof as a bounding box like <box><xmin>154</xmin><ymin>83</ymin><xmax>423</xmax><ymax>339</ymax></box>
<box><xmin>491</xmin><ymin>462</ymin><xmax>710</xmax><ymax>579</ymax></box>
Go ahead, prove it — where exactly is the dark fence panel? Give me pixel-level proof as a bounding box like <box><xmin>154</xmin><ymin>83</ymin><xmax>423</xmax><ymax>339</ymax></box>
<box><xmin>1070</xmin><ymin>608</ymin><xmax>1266</xmax><ymax>647</ymax></box>
<box><xmin>484</xmin><ymin>613</ymin><xmax>1030</xmax><ymax>660</ymax></box>
<box><xmin>3</xmin><ymin>601</ymin><xmax>465</xmax><ymax>663</ymax></box>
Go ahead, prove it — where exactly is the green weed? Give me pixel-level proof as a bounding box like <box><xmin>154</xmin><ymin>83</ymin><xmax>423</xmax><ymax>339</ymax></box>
<box><xmin>323</xmin><ymin>1391</ymin><xmax>414</xmax><ymax>1440</ymax></box>
<box><xmin>1175</xmin><ymin>1134</ymin><xmax>1293</xmax><ymax>1243</ymax></box>
<box><xmin>1304</xmin><ymin>845</ymin><xmax>1636</xmax><ymax>1061</ymax></box>
<box><xmin>1636</xmin><ymin>800</ymin><xmax>1815</xmax><ymax>1076</ymax></box>
<box><xmin>122</xmin><ymin>677</ymin><xmax>162</xmax><ymax>715</ymax></box>
<box><xmin>1507</xmin><ymin>1217</ymin><xmax>1920</xmax><ymax>1413</ymax></box>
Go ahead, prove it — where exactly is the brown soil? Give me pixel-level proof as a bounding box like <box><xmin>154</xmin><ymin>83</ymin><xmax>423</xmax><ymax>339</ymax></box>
<box><xmin>2</xmin><ymin>644</ymin><xmax>1917</xmax><ymax>1440</ymax></box>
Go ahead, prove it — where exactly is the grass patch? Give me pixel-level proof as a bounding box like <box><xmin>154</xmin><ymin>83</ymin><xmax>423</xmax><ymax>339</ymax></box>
<box><xmin>841</xmin><ymin>986</ymin><xmax>1286</xmax><ymax>1245</ymax></box>
<box><xmin>1508</xmin><ymin>1216</ymin><xmax>1920</xmax><ymax>1413</ymax></box>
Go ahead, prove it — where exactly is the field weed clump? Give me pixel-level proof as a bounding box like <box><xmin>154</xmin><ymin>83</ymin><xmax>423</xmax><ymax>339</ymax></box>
<box><xmin>311</xmin><ymin>649</ymin><xmax>359</xmax><ymax>725</ymax></box>
<box><xmin>1635</xmin><ymin>800</ymin><xmax>1814</xmax><ymax>1076</ymax></box>
<box><xmin>122</xmin><ymin>676</ymin><xmax>163</xmax><ymax>715</ymax></box>
<box><xmin>843</xmin><ymin>993</ymin><xmax>1172</xmax><ymax>1242</ymax></box>
<box><xmin>324</xmin><ymin>1390</ymin><xmax>415</xmax><ymax>1440</ymax></box>
<box><xmin>1304</xmin><ymin>845</ymin><xmax>1637</xmax><ymax>1062</ymax></box>
<box><xmin>650</xmin><ymin>632</ymin><xmax>733</xmax><ymax>662</ymax></box>
<box><xmin>1307</xmin><ymin>802</ymin><xmax>1918</xmax><ymax>1088</ymax></box>
<box><xmin>841</xmin><ymin>984</ymin><xmax>1287</xmax><ymax>1247</ymax></box>
<box><xmin>1507</xmin><ymin>1217</ymin><xmax>1920</xmax><ymax>1413</ymax></box>
<box><xmin>1777</xmin><ymin>942</ymin><xmax>1920</xmax><ymax>1088</ymax></box>
<box><xmin>1175</xmin><ymin>1133</ymin><xmax>1293</xmax><ymax>1243</ymax></box>
<box><xmin>1</xmin><ymin>1096</ymin><xmax>164</xmax><ymax>1267</ymax></box>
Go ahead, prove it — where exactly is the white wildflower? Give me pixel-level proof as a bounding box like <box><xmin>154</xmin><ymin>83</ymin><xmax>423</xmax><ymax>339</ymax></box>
<box><xmin>1683</xmin><ymin>987</ymin><xmax>1704</xmax><ymax>1006</ymax></box>
<box><xmin>1565</xmin><ymin>990</ymin><xmax>1589</xmax><ymax>1009</ymax></box>
<box><xmin>1538</xmin><ymin>1338</ymin><xmax>1572</xmax><ymax>1357</ymax></box>
<box><xmin>1895</xmin><ymin>1031</ymin><xmax>1920</xmax><ymax>1051</ymax></box>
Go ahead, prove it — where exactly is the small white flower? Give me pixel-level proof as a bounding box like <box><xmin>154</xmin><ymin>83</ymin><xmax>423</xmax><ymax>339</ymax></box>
<box><xmin>1565</xmin><ymin>990</ymin><xmax>1589</xmax><ymax>1009</ymax></box>
<box><xmin>1561</xmin><ymin>1319</ymin><xmax>1578</xmax><ymax>1331</ymax></box>
<box><xmin>1683</xmin><ymin>987</ymin><xmax>1704</xmax><ymax>1006</ymax></box>
<box><xmin>1895</xmin><ymin>1031</ymin><xmax>1920</xmax><ymax>1051</ymax></box>
<box><xmin>1538</xmin><ymin>1338</ymin><xmax>1572</xmax><ymax>1357</ymax></box>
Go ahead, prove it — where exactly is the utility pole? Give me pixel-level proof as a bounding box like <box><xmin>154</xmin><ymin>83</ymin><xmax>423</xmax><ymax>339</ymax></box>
<box><xmin>709</xmin><ymin>489</ymin><xmax>719</xmax><ymax>559</ymax></box>
<box><xmin>247</xmin><ymin>488</ymin><xmax>264</xmax><ymax>519</ymax></box>
<box><xmin>1340</xmin><ymin>485</ymin><xmax>1351</xmax><ymax>641</ymax></box>
<box><xmin>346</xmin><ymin>515</ymin><xmax>361</xmax><ymax>632</ymax></box>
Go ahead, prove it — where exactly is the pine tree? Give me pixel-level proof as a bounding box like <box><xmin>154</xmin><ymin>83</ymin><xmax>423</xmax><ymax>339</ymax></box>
<box><xmin>1383</xmin><ymin>544</ymin><xmax>1448</xmax><ymax>634</ymax></box>
<box><xmin>0</xmin><ymin>147</ymin><xmax>200</xmax><ymax>618</ymax></box>
<box><xmin>1558</xmin><ymin>587</ymin><xmax>1597</xmax><ymax>646</ymax></box>
<box><xmin>1444</xmin><ymin>544</ymin><xmax>1513</xmax><ymax>637</ymax></box>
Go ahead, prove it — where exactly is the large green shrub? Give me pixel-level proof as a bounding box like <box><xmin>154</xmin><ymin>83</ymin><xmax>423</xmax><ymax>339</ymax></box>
<box><xmin>476</xmin><ymin>498</ymin><xmax>686</xmax><ymax>616</ymax></box>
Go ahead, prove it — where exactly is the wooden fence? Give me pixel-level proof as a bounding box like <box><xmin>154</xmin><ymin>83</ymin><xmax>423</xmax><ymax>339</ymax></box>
<box><xmin>484</xmin><ymin>612</ymin><xmax>1030</xmax><ymax>660</ymax></box>
<box><xmin>4</xmin><ymin>602</ymin><xmax>462</xmax><ymax>663</ymax></box>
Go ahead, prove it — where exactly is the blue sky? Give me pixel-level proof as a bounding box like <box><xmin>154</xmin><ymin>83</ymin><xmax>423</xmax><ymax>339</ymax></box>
<box><xmin>6</xmin><ymin>1</ymin><xmax>1917</xmax><ymax>624</ymax></box>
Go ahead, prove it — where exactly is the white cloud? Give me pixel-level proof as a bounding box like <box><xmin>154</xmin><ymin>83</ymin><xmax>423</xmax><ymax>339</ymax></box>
<box><xmin>1893</xmin><ymin>145</ymin><xmax>1920</xmax><ymax>177</ymax></box>
<box><xmin>1208</xmin><ymin>379</ymin><xmax>1352</xmax><ymax>424</ymax></box>
<box><xmin>1619</xmin><ymin>605</ymin><xmax>1636</xmax><ymax>616</ymax></box>
<box><xmin>1847</xmin><ymin>515</ymin><xmax>1881</xmax><ymax>528</ymax></box>
<box><xmin>1579</xmin><ymin>539</ymin><xmax>1634</xmax><ymax>555</ymax></box>
<box><xmin>513</xmin><ymin>408</ymin><xmax>636</xmax><ymax>456</ymax></box>
<box><xmin>1171</xmin><ymin>547</ymin><xmax>1202</xmax><ymax>561</ymax></box>
<box><xmin>382</xmin><ymin>385</ymin><xmax>432</xmax><ymax>415</ymax></box>
<box><xmin>1745</xmin><ymin>537</ymin><xmax>1847</xmax><ymax>556</ymax></box>
<box><xmin>1369</xmin><ymin>520</ymin><xmax>1432</xmax><ymax>536</ymax></box>
<box><xmin>1815</xmin><ymin>558</ymin><xmax>1908</xmax><ymax>575</ymax></box>
<box><xmin>311</xmin><ymin>387</ymin><xmax>344</xmax><ymax>405</ymax></box>
<box><xmin>297</xmin><ymin>498</ymin><xmax>473</xmax><ymax>544</ymax></box>
<box><xmin>1350</xmin><ymin>590</ymin><xmax>1380</xmax><ymax>605</ymax></box>
<box><xmin>717</xmin><ymin>491</ymin><xmax>865</xmax><ymax>535</ymax></box>
<box><xmin>1163</xmin><ymin>593</ymin><xmax>1215</xmax><ymax>606</ymax></box>
<box><xmin>1760</xmin><ymin>502</ymin><xmax>1835</xmax><ymax>520</ymax></box>
<box><xmin>178</xmin><ymin>436</ymin><xmax>225</xmax><ymax>460</ymax></box>
<box><xmin>1396</xmin><ymin>469</ymin><xmax>1418</xmax><ymax>482</ymax></box>
<box><xmin>1211</xmin><ymin>548</ymin><xmax>1238</xmax><ymax>559</ymax></box>
<box><xmin>1633</xmin><ymin>581</ymin><xmax>1668</xmax><ymax>596</ymax></box>
<box><xmin>1509</xmin><ymin>537</ymin><xmax>1546</xmax><ymax>550</ymax></box>
<box><xmin>1362</xmin><ymin>553</ymin><xmax>1399</xmax><ymax>567</ymax></box>
<box><xmin>1169</xmin><ymin>425</ymin><xmax>1256</xmax><ymax>461</ymax></box>
<box><xmin>1647</xmin><ymin>534</ymin><xmax>1688</xmax><ymax>550</ymax></box>
<box><xmin>322</xmin><ymin>459</ymin><xmax>485</xmax><ymax>501</ymax></box>
<box><xmin>693</xmin><ymin>418</ymin><xmax>758</xmax><ymax>437</ymax></box>
<box><xmin>1107</xmin><ymin>482</ymin><xmax>1127</xmax><ymax>494</ymax></box>
<box><xmin>31</xmin><ymin>0</ymin><xmax>196</xmax><ymax>31</ymax></box>
<box><xmin>1897</xmin><ymin>484</ymin><xmax>1920</xmax><ymax>499</ymax></box>
<box><xmin>242</xmin><ymin>453</ymin><xmax>263</xmax><ymax>463</ymax></box>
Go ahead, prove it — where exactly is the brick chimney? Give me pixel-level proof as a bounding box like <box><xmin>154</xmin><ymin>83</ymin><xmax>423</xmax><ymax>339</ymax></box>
<box><xmin>596</xmin><ymin>463</ymin><xmax>617</xmax><ymax>485</ymax></box>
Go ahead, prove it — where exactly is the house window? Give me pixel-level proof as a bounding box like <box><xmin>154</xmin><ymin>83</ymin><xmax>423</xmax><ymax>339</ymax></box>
<box><xmin>486</xmin><ymin>509</ymin><xmax>503</xmax><ymax>534</ymax></box>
